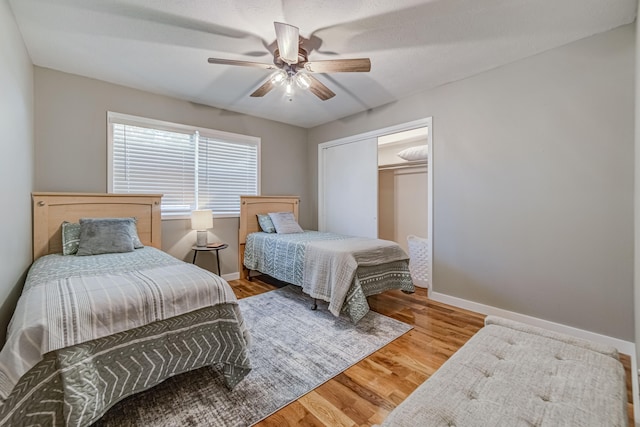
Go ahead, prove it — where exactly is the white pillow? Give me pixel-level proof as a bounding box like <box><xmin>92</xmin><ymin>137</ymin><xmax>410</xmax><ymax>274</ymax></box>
<box><xmin>397</xmin><ymin>145</ymin><xmax>428</xmax><ymax>161</ymax></box>
<box><xmin>268</xmin><ymin>212</ymin><xmax>303</xmax><ymax>234</ymax></box>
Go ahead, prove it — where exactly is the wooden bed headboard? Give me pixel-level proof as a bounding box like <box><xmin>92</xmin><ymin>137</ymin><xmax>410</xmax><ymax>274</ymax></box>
<box><xmin>238</xmin><ymin>195</ymin><xmax>299</xmax><ymax>279</ymax></box>
<box><xmin>32</xmin><ymin>192</ymin><xmax>162</xmax><ymax>260</ymax></box>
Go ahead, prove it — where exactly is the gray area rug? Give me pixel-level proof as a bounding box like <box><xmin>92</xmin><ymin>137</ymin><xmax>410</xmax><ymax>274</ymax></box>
<box><xmin>95</xmin><ymin>285</ymin><xmax>412</xmax><ymax>427</ymax></box>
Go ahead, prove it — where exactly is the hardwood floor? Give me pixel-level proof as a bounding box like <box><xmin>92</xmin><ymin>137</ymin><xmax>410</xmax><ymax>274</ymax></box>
<box><xmin>228</xmin><ymin>277</ymin><xmax>635</xmax><ymax>426</ymax></box>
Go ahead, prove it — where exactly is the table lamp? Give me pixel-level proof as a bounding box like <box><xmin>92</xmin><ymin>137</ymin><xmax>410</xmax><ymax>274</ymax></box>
<box><xmin>191</xmin><ymin>209</ymin><xmax>213</xmax><ymax>247</ymax></box>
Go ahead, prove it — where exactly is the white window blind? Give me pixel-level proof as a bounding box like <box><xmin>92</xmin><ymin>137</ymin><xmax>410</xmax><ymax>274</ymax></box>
<box><xmin>109</xmin><ymin>112</ymin><xmax>260</xmax><ymax>217</ymax></box>
<box><xmin>197</xmin><ymin>135</ymin><xmax>258</xmax><ymax>215</ymax></box>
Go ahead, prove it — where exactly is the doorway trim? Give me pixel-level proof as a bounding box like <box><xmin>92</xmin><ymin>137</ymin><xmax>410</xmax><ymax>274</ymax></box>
<box><xmin>318</xmin><ymin>117</ymin><xmax>433</xmax><ymax>292</ymax></box>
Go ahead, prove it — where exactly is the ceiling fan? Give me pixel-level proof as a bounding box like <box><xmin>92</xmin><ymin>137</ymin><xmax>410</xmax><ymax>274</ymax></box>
<box><xmin>207</xmin><ymin>22</ymin><xmax>371</xmax><ymax>101</ymax></box>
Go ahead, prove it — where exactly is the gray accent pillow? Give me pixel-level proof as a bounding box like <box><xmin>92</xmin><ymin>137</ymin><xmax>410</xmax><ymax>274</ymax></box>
<box><xmin>76</xmin><ymin>218</ymin><xmax>136</xmax><ymax>256</ymax></box>
<box><xmin>61</xmin><ymin>221</ymin><xmax>81</xmax><ymax>255</ymax></box>
<box><xmin>257</xmin><ymin>214</ymin><xmax>276</xmax><ymax>233</ymax></box>
<box><xmin>268</xmin><ymin>212</ymin><xmax>303</xmax><ymax>234</ymax></box>
<box><xmin>129</xmin><ymin>218</ymin><xmax>144</xmax><ymax>249</ymax></box>
<box><xmin>64</xmin><ymin>218</ymin><xmax>143</xmax><ymax>254</ymax></box>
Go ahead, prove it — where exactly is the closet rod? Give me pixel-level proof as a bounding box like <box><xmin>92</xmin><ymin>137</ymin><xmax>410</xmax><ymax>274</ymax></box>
<box><xmin>378</xmin><ymin>161</ymin><xmax>428</xmax><ymax>171</ymax></box>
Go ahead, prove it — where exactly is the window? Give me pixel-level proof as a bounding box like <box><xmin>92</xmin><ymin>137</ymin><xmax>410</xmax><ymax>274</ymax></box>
<box><xmin>108</xmin><ymin>112</ymin><xmax>260</xmax><ymax>218</ymax></box>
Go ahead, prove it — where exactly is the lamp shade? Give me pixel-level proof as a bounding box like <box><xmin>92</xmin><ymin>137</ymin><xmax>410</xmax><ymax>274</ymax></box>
<box><xmin>191</xmin><ymin>210</ymin><xmax>213</xmax><ymax>231</ymax></box>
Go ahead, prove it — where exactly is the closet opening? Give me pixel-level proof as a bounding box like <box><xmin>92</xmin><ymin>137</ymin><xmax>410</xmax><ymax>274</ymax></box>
<box><xmin>318</xmin><ymin>117</ymin><xmax>433</xmax><ymax>291</ymax></box>
<box><xmin>377</xmin><ymin>126</ymin><xmax>429</xmax><ymax>289</ymax></box>
<box><xmin>377</xmin><ymin>127</ymin><xmax>428</xmax><ymax>251</ymax></box>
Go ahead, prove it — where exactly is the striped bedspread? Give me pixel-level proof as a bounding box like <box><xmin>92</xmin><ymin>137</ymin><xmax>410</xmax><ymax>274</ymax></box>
<box><xmin>0</xmin><ymin>247</ymin><xmax>248</xmax><ymax>401</ymax></box>
<box><xmin>244</xmin><ymin>231</ymin><xmax>349</xmax><ymax>286</ymax></box>
<box><xmin>244</xmin><ymin>231</ymin><xmax>414</xmax><ymax>322</ymax></box>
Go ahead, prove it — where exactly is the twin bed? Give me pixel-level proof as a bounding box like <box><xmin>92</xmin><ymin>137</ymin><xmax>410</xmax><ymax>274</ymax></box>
<box><xmin>239</xmin><ymin>196</ymin><xmax>415</xmax><ymax>323</ymax></box>
<box><xmin>0</xmin><ymin>193</ymin><xmax>251</xmax><ymax>427</ymax></box>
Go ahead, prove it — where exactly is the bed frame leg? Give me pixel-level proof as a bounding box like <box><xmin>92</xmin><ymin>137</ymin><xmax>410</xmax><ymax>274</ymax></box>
<box><xmin>311</xmin><ymin>299</ymin><xmax>317</xmax><ymax>310</ymax></box>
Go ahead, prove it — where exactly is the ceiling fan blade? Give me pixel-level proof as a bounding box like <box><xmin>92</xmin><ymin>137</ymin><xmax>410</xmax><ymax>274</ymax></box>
<box><xmin>274</xmin><ymin>22</ymin><xmax>299</xmax><ymax>65</ymax></box>
<box><xmin>307</xmin><ymin>75</ymin><xmax>336</xmax><ymax>101</ymax></box>
<box><xmin>250</xmin><ymin>79</ymin><xmax>275</xmax><ymax>97</ymax></box>
<box><xmin>208</xmin><ymin>58</ymin><xmax>276</xmax><ymax>70</ymax></box>
<box><xmin>304</xmin><ymin>58</ymin><xmax>371</xmax><ymax>73</ymax></box>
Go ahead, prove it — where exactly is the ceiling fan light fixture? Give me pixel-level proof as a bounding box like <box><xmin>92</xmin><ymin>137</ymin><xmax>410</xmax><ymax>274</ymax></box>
<box><xmin>285</xmin><ymin>78</ymin><xmax>294</xmax><ymax>95</ymax></box>
<box><xmin>295</xmin><ymin>73</ymin><xmax>311</xmax><ymax>89</ymax></box>
<box><xmin>271</xmin><ymin>70</ymin><xmax>287</xmax><ymax>85</ymax></box>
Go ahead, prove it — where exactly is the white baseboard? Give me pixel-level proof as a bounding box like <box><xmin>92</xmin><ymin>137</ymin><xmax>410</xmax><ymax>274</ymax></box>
<box><xmin>221</xmin><ymin>272</ymin><xmax>240</xmax><ymax>281</ymax></box>
<box><xmin>430</xmin><ymin>291</ymin><xmax>638</xmax><ymax>421</ymax></box>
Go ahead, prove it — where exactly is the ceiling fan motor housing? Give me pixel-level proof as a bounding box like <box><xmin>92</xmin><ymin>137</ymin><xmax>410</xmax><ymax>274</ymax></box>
<box><xmin>274</xmin><ymin>47</ymin><xmax>308</xmax><ymax>69</ymax></box>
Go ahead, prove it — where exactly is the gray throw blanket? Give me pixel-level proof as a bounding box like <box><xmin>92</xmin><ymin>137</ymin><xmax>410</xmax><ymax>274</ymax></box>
<box><xmin>302</xmin><ymin>237</ymin><xmax>409</xmax><ymax>316</ymax></box>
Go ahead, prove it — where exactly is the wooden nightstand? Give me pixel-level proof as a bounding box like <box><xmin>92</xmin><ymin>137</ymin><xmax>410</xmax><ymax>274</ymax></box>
<box><xmin>192</xmin><ymin>243</ymin><xmax>228</xmax><ymax>276</ymax></box>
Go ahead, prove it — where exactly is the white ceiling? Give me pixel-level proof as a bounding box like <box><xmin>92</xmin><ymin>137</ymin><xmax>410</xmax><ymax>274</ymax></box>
<box><xmin>9</xmin><ymin>0</ymin><xmax>637</xmax><ymax>128</ymax></box>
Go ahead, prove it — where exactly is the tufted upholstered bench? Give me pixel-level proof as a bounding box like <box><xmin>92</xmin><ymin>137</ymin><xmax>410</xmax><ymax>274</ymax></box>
<box><xmin>379</xmin><ymin>315</ymin><xmax>628</xmax><ymax>427</ymax></box>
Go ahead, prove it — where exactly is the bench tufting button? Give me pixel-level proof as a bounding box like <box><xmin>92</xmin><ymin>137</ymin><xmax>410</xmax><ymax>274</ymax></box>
<box><xmin>441</xmin><ymin>416</ymin><xmax>456</xmax><ymax>426</ymax></box>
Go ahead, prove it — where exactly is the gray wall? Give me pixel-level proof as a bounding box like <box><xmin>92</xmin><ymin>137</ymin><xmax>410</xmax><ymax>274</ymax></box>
<box><xmin>309</xmin><ymin>25</ymin><xmax>635</xmax><ymax>341</ymax></box>
<box><xmin>34</xmin><ymin>67</ymin><xmax>308</xmax><ymax>275</ymax></box>
<box><xmin>634</xmin><ymin>1</ymin><xmax>640</xmax><ymax>393</ymax></box>
<box><xmin>0</xmin><ymin>3</ymin><xmax>34</xmax><ymax>344</ymax></box>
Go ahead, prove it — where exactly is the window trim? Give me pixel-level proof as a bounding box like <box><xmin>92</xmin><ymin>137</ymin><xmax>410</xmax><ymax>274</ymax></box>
<box><xmin>107</xmin><ymin>111</ymin><xmax>261</xmax><ymax>219</ymax></box>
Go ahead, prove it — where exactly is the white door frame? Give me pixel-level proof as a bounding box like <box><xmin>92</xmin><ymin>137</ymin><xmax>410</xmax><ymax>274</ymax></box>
<box><xmin>318</xmin><ymin>117</ymin><xmax>434</xmax><ymax>291</ymax></box>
